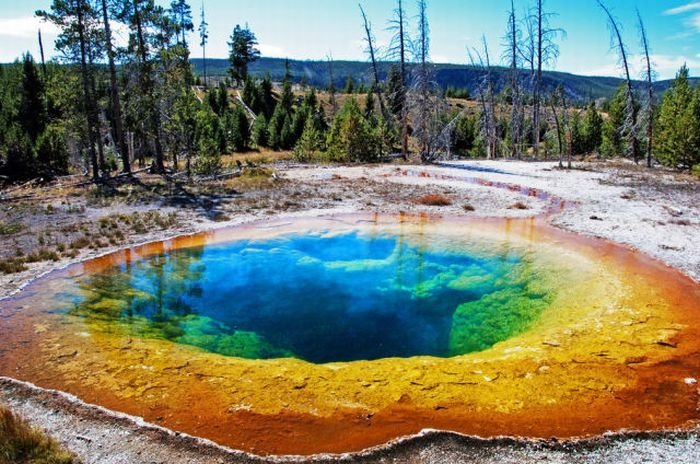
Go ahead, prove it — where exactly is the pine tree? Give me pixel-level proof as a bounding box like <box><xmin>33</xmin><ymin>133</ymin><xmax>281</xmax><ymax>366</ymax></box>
<box><xmin>582</xmin><ymin>102</ymin><xmax>603</xmax><ymax>153</ymax></box>
<box><xmin>18</xmin><ymin>54</ymin><xmax>46</xmax><ymax>144</ymax></box>
<box><xmin>38</xmin><ymin>0</ymin><xmax>103</xmax><ymax>179</ymax></box>
<box><xmin>569</xmin><ymin>111</ymin><xmax>585</xmax><ymax>155</ymax></box>
<box><xmin>657</xmin><ymin>65</ymin><xmax>700</xmax><ymax>169</ymax></box>
<box><xmin>267</xmin><ymin>104</ymin><xmax>289</xmax><ymax>150</ymax></box>
<box><xmin>194</xmin><ymin>107</ymin><xmax>222</xmax><ymax>174</ymax></box>
<box><xmin>454</xmin><ymin>113</ymin><xmax>478</xmax><ymax>155</ymax></box>
<box><xmin>364</xmin><ymin>89</ymin><xmax>376</xmax><ymax>119</ymax></box>
<box><xmin>252</xmin><ymin>114</ymin><xmax>269</xmax><ymax>147</ymax></box>
<box><xmin>601</xmin><ymin>85</ymin><xmax>626</xmax><ymax>158</ymax></box>
<box><xmin>242</xmin><ymin>76</ymin><xmax>262</xmax><ymax>115</ymax></box>
<box><xmin>100</xmin><ymin>0</ymin><xmax>130</xmax><ymax>173</ymax></box>
<box><xmin>290</xmin><ymin>105</ymin><xmax>310</xmax><ymax>144</ymax></box>
<box><xmin>36</xmin><ymin>123</ymin><xmax>69</xmax><ymax>176</ymax></box>
<box><xmin>170</xmin><ymin>0</ymin><xmax>193</xmax><ymax>47</ymax></box>
<box><xmin>217</xmin><ymin>82</ymin><xmax>229</xmax><ymax>114</ymax></box>
<box><xmin>171</xmin><ymin>87</ymin><xmax>199</xmax><ymax>176</ymax></box>
<box><xmin>226</xmin><ymin>106</ymin><xmax>250</xmax><ymax>152</ymax></box>
<box><xmin>385</xmin><ymin>64</ymin><xmax>404</xmax><ymax>120</ymax></box>
<box><xmin>228</xmin><ymin>24</ymin><xmax>261</xmax><ymax>87</ymax></box>
<box><xmin>326</xmin><ymin>97</ymin><xmax>379</xmax><ymax>162</ymax></box>
<box><xmin>344</xmin><ymin>76</ymin><xmax>355</xmax><ymax>94</ymax></box>
<box><xmin>260</xmin><ymin>74</ymin><xmax>275</xmax><ymax>118</ymax></box>
<box><xmin>120</xmin><ymin>0</ymin><xmax>168</xmax><ymax>174</ymax></box>
<box><xmin>294</xmin><ymin>117</ymin><xmax>324</xmax><ymax>161</ymax></box>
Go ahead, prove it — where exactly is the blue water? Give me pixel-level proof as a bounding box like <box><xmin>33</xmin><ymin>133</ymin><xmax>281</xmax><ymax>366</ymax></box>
<box><xmin>65</xmin><ymin>231</ymin><xmax>548</xmax><ymax>363</ymax></box>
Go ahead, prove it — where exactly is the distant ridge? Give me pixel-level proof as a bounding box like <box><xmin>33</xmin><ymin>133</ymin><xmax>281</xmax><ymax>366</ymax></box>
<box><xmin>192</xmin><ymin>57</ymin><xmax>699</xmax><ymax>102</ymax></box>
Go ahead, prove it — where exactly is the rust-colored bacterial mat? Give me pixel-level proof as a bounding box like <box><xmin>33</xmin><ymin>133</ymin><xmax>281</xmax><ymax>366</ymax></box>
<box><xmin>1</xmin><ymin>214</ymin><xmax>699</xmax><ymax>455</ymax></box>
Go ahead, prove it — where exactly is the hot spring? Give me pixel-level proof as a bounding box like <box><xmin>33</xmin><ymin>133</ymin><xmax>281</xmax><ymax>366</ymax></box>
<box><xmin>1</xmin><ymin>214</ymin><xmax>699</xmax><ymax>455</ymax></box>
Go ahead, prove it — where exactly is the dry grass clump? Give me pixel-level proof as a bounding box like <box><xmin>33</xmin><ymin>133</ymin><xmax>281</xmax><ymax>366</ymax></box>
<box><xmin>668</xmin><ymin>218</ymin><xmax>691</xmax><ymax>226</ymax></box>
<box><xmin>0</xmin><ymin>404</ymin><xmax>78</xmax><ymax>464</ymax></box>
<box><xmin>221</xmin><ymin>150</ymin><xmax>292</xmax><ymax>167</ymax></box>
<box><xmin>226</xmin><ymin>167</ymin><xmax>276</xmax><ymax>191</ymax></box>
<box><xmin>0</xmin><ymin>259</ymin><xmax>27</xmax><ymax>275</ymax></box>
<box><xmin>416</xmin><ymin>194</ymin><xmax>452</xmax><ymax>206</ymax></box>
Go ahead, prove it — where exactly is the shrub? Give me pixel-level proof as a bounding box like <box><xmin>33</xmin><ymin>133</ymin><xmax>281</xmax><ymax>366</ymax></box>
<box><xmin>416</xmin><ymin>194</ymin><xmax>452</xmax><ymax>206</ymax></box>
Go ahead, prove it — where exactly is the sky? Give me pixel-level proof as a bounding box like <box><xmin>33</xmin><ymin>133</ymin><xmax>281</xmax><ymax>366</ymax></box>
<box><xmin>0</xmin><ymin>0</ymin><xmax>698</xmax><ymax>80</ymax></box>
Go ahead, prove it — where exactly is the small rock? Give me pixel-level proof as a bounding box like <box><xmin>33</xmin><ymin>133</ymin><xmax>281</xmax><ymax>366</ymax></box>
<box><xmin>589</xmin><ymin>215</ymin><xmax>603</xmax><ymax>221</ymax></box>
<box><xmin>663</xmin><ymin>205</ymin><xmax>683</xmax><ymax>217</ymax></box>
<box><xmin>684</xmin><ymin>377</ymin><xmax>697</xmax><ymax>385</ymax></box>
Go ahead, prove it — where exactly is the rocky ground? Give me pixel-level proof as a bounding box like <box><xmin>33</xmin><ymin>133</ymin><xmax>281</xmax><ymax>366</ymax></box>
<box><xmin>0</xmin><ymin>158</ymin><xmax>698</xmax><ymax>462</ymax></box>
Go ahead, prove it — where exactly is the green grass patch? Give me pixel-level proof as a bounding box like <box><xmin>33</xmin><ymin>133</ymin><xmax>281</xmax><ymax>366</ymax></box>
<box><xmin>0</xmin><ymin>222</ymin><xmax>23</xmax><ymax>235</ymax></box>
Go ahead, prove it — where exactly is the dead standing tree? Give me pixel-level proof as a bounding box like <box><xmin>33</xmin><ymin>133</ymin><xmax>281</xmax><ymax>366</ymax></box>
<box><xmin>503</xmin><ymin>0</ymin><xmax>524</xmax><ymax>159</ymax></box>
<box><xmin>598</xmin><ymin>1</ymin><xmax>638</xmax><ymax>164</ymax></box>
<box><xmin>359</xmin><ymin>4</ymin><xmax>388</xmax><ymax>117</ymax></box>
<box><xmin>387</xmin><ymin>0</ymin><xmax>410</xmax><ymax>160</ymax></box>
<box><xmin>525</xmin><ymin>0</ymin><xmax>562</xmax><ymax>160</ymax></box>
<box><xmin>470</xmin><ymin>37</ymin><xmax>498</xmax><ymax>160</ymax></box>
<box><xmin>637</xmin><ymin>9</ymin><xmax>655</xmax><ymax>168</ymax></box>
<box><xmin>326</xmin><ymin>54</ymin><xmax>338</xmax><ymax>116</ymax></box>
<box><xmin>409</xmin><ymin>0</ymin><xmax>448</xmax><ymax>163</ymax></box>
<box><xmin>412</xmin><ymin>0</ymin><xmax>433</xmax><ymax>161</ymax></box>
<box><xmin>549</xmin><ymin>84</ymin><xmax>571</xmax><ymax>169</ymax></box>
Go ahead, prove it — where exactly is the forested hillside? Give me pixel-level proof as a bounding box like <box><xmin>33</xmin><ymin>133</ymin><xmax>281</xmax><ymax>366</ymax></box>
<box><xmin>192</xmin><ymin>57</ymin><xmax>699</xmax><ymax>103</ymax></box>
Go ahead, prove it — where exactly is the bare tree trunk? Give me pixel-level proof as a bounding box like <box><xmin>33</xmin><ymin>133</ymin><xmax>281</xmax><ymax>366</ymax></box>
<box><xmin>471</xmin><ymin>37</ymin><xmax>496</xmax><ymax>160</ymax></box>
<box><xmin>359</xmin><ymin>4</ymin><xmax>387</xmax><ymax>117</ymax></box>
<box><xmin>326</xmin><ymin>55</ymin><xmax>337</xmax><ymax>116</ymax></box>
<box><xmin>638</xmin><ymin>10</ymin><xmax>654</xmax><ymax>169</ymax></box>
<box><xmin>507</xmin><ymin>0</ymin><xmax>521</xmax><ymax>159</ymax></box>
<box><xmin>202</xmin><ymin>44</ymin><xmax>207</xmax><ymax>87</ymax></box>
<box><xmin>550</xmin><ymin>95</ymin><xmax>563</xmax><ymax>168</ymax></box>
<box><xmin>38</xmin><ymin>29</ymin><xmax>47</xmax><ymax>78</ymax></box>
<box><xmin>598</xmin><ymin>1</ymin><xmax>638</xmax><ymax>164</ymax></box>
<box><xmin>533</xmin><ymin>0</ymin><xmax>543</xmax><ymax>159</ymax></box>
<box><xmin>417</xmin><ymin>0</ymin><xmax>430</xmax><ymax>160</ymax></box>
<box><xmin>101</xmin><ymin>0</ymin><xmax>130</xmax><ymax>173</ymax></box>
<box><xmin>88</xmin><ymin>54</ymin><xmax>106</xmax><ymax>174</ymax></box>
<box><xmin>484</xmin><ymin>39</ymin><xmax>497</xmax><ymax>160</ymax></box>
<box><xmin>76</xmin><ymin>1</ymin><xmax>99</xmax><ymax>181</ymax></box>
<box><xmin>398</xmin><ymin>0</ymin><xmax>409</xmax><ymax>161</ymax></box>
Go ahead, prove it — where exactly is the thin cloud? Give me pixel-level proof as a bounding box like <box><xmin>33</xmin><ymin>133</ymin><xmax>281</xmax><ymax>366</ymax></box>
<box><xmin>258</xmin><ymin>43</ymin><xmax>286</xmax><ymax>58</ymax></box>
<box><xmin>0</xmin><ymin>16</ymin><xmax>59</xmax><ymax>39</ymax></box>
<box><xmin>664</xmin><ymin>2</ymin><xmax>700</xmax><ymax>15</ymax></box>
<box><xmin>663</xmin><ymin>3</ymin><xmax>700</xmax><ymax>33</ymax></box>
<box><xmin>432</xmin><ymin>55</ymin><xmax>451</xmax><ymax>64</ymax></box>
<box><xmin>581</xmin><ymin>54</ymin><xmax>700</xmax><ymax>80</ymax></box>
